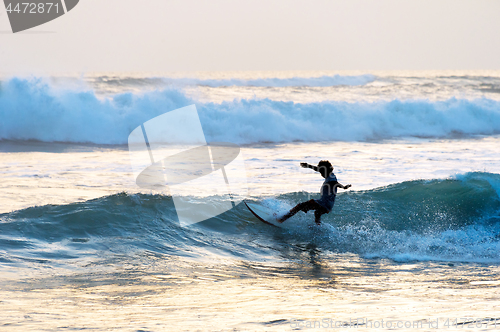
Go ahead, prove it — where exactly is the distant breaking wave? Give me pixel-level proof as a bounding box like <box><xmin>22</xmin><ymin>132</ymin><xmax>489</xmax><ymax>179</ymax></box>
<box><xmin>1</xmin><ymin>77</ymin><xmax>500</xmax><ymax>144</ymax></box>
<box><xmin>96</xmin><ymin>74</ymin><xmax>376</xmax><ymax>88</ymax></box>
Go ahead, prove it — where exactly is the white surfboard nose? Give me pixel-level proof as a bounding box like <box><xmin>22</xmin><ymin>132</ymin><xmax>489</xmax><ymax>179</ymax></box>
<box><xmin>245</xmin><ymin>201</ymin><xmax>282</xmax><ymax>228</ymax></box>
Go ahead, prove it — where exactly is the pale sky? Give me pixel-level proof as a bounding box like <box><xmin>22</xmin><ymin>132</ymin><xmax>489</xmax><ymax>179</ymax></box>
<box><xmin>1</xmin><ymin>0</ymin><xmax>499</xmax><ymax>74</ymax></box>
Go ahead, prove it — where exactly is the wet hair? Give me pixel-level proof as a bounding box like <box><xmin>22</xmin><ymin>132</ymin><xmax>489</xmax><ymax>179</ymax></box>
<box><xmin>317</xmin><ymin>160</ymin><xmax>333</xmax><ymax>178</ymax></box>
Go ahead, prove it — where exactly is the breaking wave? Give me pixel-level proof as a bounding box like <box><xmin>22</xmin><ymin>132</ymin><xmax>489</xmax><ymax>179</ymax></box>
<box><xmin>1</xmin><ymin>77</ymin><xmax>500</xmax><ymax>144</ymax></box>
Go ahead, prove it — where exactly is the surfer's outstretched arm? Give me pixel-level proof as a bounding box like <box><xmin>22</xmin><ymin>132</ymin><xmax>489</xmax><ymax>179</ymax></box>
<box><xmin>335</xmin><ymin>183</ymin><xmax>352</xmax><ymax>190</ymax></box>
<box><xmin>300</xmin><ymin>162</ymin><xmax>319</xmax><ymax>172</ymax></box>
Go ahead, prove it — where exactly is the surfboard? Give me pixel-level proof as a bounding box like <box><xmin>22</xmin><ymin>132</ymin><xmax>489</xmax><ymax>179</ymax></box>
<box><xmin>244</xmin><ymin>201</ymin><xmax>283</xmax><ymax>227</ymax></box>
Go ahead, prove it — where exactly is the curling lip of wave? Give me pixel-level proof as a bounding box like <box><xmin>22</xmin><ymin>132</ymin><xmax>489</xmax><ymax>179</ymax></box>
<box><xmin>1</xmin><ymin>78</ymin><xmax>500</xmax><ymax>144</ymax></box>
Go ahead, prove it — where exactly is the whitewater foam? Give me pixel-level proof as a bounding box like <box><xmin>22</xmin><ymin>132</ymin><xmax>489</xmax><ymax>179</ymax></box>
<box><xmin>2</xmin><ymin>78</ymin><xmax>500</xmax><ymax>144</ymax></box>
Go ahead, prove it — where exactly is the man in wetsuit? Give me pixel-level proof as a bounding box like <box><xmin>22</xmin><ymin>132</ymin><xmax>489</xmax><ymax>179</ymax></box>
<box><xmin>277</xmin><ymin>160</ymin><xmax>351</xmax><ymax>225</ymax></box>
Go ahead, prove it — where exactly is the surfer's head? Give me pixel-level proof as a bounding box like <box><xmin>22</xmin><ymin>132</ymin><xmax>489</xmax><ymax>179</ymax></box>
<box><xmin>317</xmin><ymin>160</ymin><xmax>333</xmax><ymax>178</ymax></box>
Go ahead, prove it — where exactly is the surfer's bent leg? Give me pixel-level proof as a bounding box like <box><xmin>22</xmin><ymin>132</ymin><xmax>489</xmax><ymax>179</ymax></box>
<box><xmin>278</xmin><ymin>199</ymin><xmax>317</xmax><ymax>223</ymax></box>
<box><xmin>314</xmin><ymin>210</ymin><xmax>323</xmax><ymax>225</ymax></box>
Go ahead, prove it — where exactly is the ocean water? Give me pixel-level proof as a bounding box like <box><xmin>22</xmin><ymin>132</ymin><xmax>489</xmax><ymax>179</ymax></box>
<box><xmin>1</xmin><ymin>71</ymin><xmax>500</xmax><ymax>331</ymax></box>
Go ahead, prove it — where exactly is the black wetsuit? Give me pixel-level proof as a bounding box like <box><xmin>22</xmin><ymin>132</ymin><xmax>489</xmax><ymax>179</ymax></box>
<box><xmin>281</xmin><ymin>173</ymin><xmax>339</xmax><ymax>224</ymax></box>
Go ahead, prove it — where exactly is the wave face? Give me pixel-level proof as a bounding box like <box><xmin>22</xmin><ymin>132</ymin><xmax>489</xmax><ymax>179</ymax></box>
<box><xmin>1</xmin><ymin>77</ymin><xmax>500</xmax><ymax>144</ymax></box>
<box><xmin>1</xmin><ymin>172</ymin><xmax>499</xmax><ymax>265</ymax></box>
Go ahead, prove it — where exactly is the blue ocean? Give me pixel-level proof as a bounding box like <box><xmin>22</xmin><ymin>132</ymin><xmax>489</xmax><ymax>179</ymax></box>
<box><xmin>1</xmin><ymin>71</ymin><xmax>500</xmax><ymax>330</ymax></box>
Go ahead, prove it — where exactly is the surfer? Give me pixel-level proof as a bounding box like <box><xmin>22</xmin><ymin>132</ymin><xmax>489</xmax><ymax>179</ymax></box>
<box><xmin>277</xmin><ymin>160</ymin><xmax>351</xmax><ymax>225</ymax></box>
